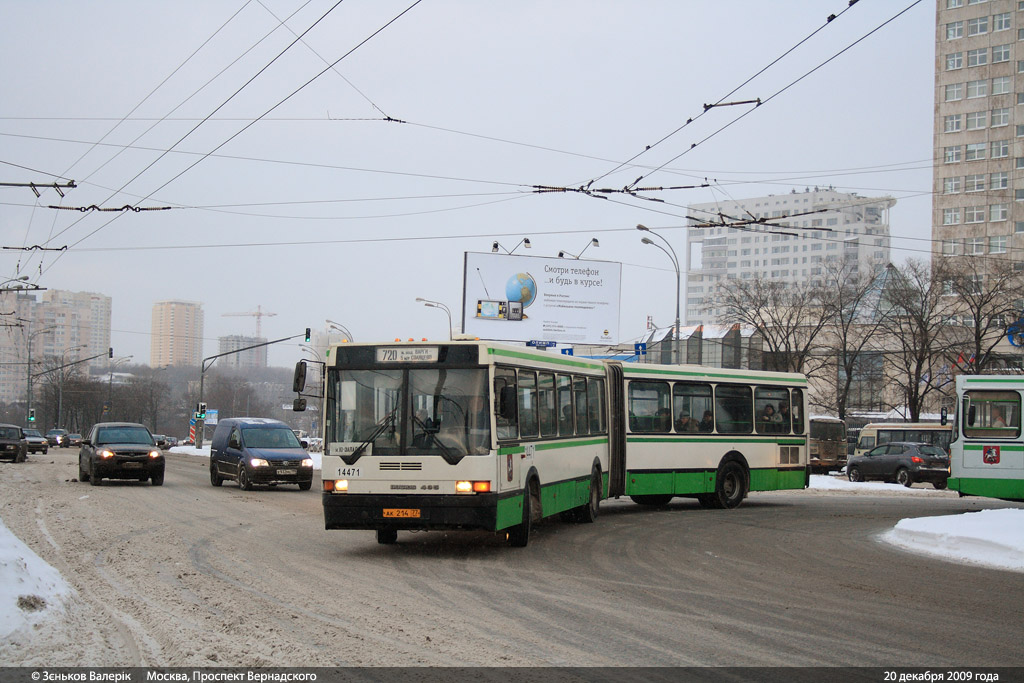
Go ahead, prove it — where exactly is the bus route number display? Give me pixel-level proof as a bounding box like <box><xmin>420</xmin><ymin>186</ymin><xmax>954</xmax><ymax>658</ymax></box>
<box><xmin>377</xmin><ymin>347</ymin><xmax>439</xmax><ymax>363</ymax></box>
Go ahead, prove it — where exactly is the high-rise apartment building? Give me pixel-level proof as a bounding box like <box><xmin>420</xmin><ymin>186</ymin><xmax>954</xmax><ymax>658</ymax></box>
<box><xmin>934</xmin><ymin>0</ymin><xmax>1018</xmax><ymax>274</ymax></box>
<box><xmin>685</xmin><ymin>188</ymin><xmax>894</xmax><ymax>325</ymax></box>
<box><xmin>0</xmin><ymin>289</ymin><xmax>112</xmax><ymax>403</ymax></box>
<box><xmin>150</xmin><ymin>300</ymin><xmax>204</xmax><ymax>367</ymax></box>
<box><xmin>217</xmin><ymin>335</ymin><xmax>268</xmax><ymax>369</ymax></box>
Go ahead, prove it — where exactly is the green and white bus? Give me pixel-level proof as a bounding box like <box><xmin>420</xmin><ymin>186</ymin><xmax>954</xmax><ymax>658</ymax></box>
<box><xmin>949</xmin><ymin>375</ymin><xmax>1024</xmax><ymax>502</ymax></box>
<box><xmin>299</xmin><ymin>340</ymin><xmax>809</xmax><ymax>546</ymax></box>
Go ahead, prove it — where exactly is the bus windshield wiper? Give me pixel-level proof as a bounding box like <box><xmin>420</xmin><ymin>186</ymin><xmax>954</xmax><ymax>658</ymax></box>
<box><xmin>344</xmin><ymin>406</ymin><xmax>398</xmax><ymax>465</ymax></box>
<box><xmin>412</xmin><ymin>412</ymin><xmax>464</xmax><ymax>466</ymax></box>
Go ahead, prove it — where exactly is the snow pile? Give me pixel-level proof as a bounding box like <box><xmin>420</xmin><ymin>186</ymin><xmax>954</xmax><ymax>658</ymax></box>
<box><xmin>881</xmin><ymin>508</ymin><xmax>1024</xmax><ymax>572</ymax></box>
<box><xmin>809</xmin><ymin>474</ymin><xmax>941</xmax><ymax>495</ymax></box>
<box><xmin>0</xmin><ymin>518</ymin><xmax>73</xmax><ymax>639</ymax></box>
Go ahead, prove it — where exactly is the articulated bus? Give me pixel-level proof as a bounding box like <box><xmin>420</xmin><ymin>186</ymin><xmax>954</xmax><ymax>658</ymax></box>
<box><xmin>949</xmin><ymin>375</ymin><xmax>1024</xmax><ymax>502</ymax></box>
<box><xmin>298</xmin><ymin>340</ymin><xmax>809</xmax><ymax>546</ymax></box>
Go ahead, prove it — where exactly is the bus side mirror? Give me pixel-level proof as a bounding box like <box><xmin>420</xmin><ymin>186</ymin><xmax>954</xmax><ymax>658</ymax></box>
<box><xmin>941</xmin><ymin>407</ymin><xmax>948</xmax><ymax>426</ymax></box>
<box><xmin>967</xmin><ymin>405</ymin><xmax>976</xmax><ymax>427</ymax></box>
<box><xmin>293</xmin><ymin>360</ymin><xmax>307</xmax><ymax>393</ymax></box>
<box><xmin>498</xmin><ymin>385</ymin><xmax>518</xmax><ymax>421</ymax></box>
<box><xmin>293</xmin><ymin>398</ymin><xmax>307</xmax><ymax>412</ymax></box>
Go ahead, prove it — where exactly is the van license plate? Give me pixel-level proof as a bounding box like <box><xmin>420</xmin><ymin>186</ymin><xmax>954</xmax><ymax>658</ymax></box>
<box><xmin>277</xmin><ymin>468</ymin><xmax>296</xmax><ymax>475</ymax></box>
<box><xmin>383</xmin><ymin>508</ymin><xmax>420</xmax><ymax>518</ymax></box>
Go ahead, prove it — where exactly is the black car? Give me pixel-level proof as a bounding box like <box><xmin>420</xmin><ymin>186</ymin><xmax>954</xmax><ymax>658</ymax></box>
<box><xmin>79</xmin><ymin>422</ymin><xmax>165</xmax><ymax>486</ymax></box>
<box><xmin>0</xmin><ymin>424</ymin><xmax>28</xmax><ymax>463</ymax></box>
<box><xmin>45</xmin><ymin>428</ymin><xmax>68</xmax><ymax>447</ymax></box>
<box><xmin>846</xmin><ymin>441</ymin><xmax>950</xmax><ymax>489</ymax></box>
<box><xmin>66</xmin><ymin>433</ymin><xmax>83</xmax><ymax>447</ymax></box>
<box><xmin>209</xmin><ymin>417</ymin><xmax>313</xmax><ymax>491</ymax></box>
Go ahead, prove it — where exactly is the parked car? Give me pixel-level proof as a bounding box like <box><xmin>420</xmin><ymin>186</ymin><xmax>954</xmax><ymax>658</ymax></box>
<box><xmin>66</xmin><ymin>433</ymin><xmax>83</xmax><ymax>447</ymax></box>
<box><xmin>23</xmin><ymin>428</ymin><xmax>49</xmax><ymax>455</ymax></box>
<box><xmin>0</xmin><ymin>424</ymin><xmax>28</xmax><ymax>463</ymax></box>
<box><xmin>846</xmin><ymin>441</ymin><xmax>950</xmax><ymax>489</ymax></box>
<box><xmin>209</xmin><ymin>417</ymin><xmax>313</xmax><ymax>491</ymax></box>
<box><xmin>78</xmin><ymin>422</ymin><xmax>164</xmax><ymax>486</ymax></box>
<box><xmin>45</xmin><ymin>428</ymin><xmax>68</xmax><ymax>447</ymax></box>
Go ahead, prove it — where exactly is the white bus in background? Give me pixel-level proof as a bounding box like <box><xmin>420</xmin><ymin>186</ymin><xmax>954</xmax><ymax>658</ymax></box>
<box><xmin>949</xmin><ymin>375</ymin><xmax>1024</xmax><ymax>502</ymax></box>
<box><xmin>854</xmin><ymin>422</ymin><xmax>953</xmax><ymax>459</ymax></box>
<box><xmin>808</xmin><ymin>416</ymin><xmax>847</xmax><ymax>473</ymax></box>
<box><xmin>297</xmin><ymin>340</ymin><xmax>810</xmax><ymax>547</ymax></box>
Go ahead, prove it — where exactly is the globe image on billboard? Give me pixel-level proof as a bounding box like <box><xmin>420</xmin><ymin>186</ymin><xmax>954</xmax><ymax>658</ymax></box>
<box><xmin>505</xmin><ymin>272</ymin><xmax>537</xmax><ymax>314</ymax></box>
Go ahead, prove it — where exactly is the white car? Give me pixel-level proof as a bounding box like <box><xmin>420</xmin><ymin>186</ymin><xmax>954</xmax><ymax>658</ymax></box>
<box><xmin>23</xmin><ymin>428</ymin><xmax>48</xmax><ymax>454</ymax></box>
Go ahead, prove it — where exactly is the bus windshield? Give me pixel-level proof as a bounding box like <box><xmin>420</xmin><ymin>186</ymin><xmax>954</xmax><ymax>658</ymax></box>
<box><xmin>326</xmin><ymin>368</ymin><xmax>490</xmax><ymax>459</ymax></box>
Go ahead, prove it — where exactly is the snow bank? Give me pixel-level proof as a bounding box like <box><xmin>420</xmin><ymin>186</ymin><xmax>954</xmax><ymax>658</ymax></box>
<box><xmin>881</xmin><ymin>508</ymin><xmax>1024</xmax><ymax>572</ymax></box>
<box><xmin>0</xmin><ymin>517</ymin><xmax>73</xmax><ymax>639</ymax></box>
<box><xmin>809</xmin><ymin>474</ymin><xmax>941</xmax><ymax>495</ymax></box>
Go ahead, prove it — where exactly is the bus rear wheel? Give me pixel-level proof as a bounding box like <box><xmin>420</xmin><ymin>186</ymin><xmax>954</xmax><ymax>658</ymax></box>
<box><xmin>574</xmin><ymin>469</ymin><xmax>601</xmax><ymax>524</ymax></box>
<box><xmin>703</xmin><ymin>460</ymin><xmax>747</xmax><ymax>509</ymax></box>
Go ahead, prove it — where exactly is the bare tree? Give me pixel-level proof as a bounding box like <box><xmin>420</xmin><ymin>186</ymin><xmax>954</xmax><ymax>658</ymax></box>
<box><xmin>878</xmin><ymin>260</ymin><xmax>955</xmax><ymax>421</ymax></box>
<box><xmin>942</xmin><ymin>256</ymin><xmax>1024</xmax><ymax>373</ymax></box>
<box><xmin>816</xmin><ymin>262</ymin><xmax>889</xmax><ymax>420</ymax></box>
<box><xmin>717</xmin><ymin>274</ymin><xmax>833</xmax><ymax>376</ymax></box>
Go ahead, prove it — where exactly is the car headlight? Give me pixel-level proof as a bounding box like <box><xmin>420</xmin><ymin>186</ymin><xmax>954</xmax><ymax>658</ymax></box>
<box><xmin>99</xmin><ymin>449</ymin><xmax>115</xmax><ymax>459</ymax></box>
<box><xmin>148</xmin><ymin>450</ymin><xmax>161</xmax><ymax>459</ymax></box>
<box><xmin>301</xmin><ymin>458</ymin><xmax>313</xmax><ymax>468</ymax></box>
<box><xmin>249</xmin><ymin>458</ymin><xmax>269</xmax><ymax>467</ymax></box>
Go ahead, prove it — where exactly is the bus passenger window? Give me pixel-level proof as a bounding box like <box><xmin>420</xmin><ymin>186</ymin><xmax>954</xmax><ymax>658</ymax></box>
<box><xmin>673</xmin><ymin>382</ymin><xmax>712</xmax><ymax>433</ymax></box>
<box><xmin>755</xmin><ymin>387</ymin><xmax>790</xmax><ymax>434</ymax></box>
<box><xmin>715</xmin><ymin>385</ymin><xmax>752</xmax><ymax>434</ymax></box>
<box><xmin>574</xmin><ymin>377</ymin><xmax>589</xmax><ymax>435</ymax></box>
<box><xmin>588</xmin><ymin>378</ymin><xmax>606</xmax><ymax>433</ymax></box>
<box><xmin>557</xmin><ymin>375</ymin><xmax>574</xmax><ymax>436</ymax></box>
<box><xmin>518</xmin><ymin>371</ymin><xmax>539</xmax><ymax>438</ymax></box>
<box><xmin>963</xmin><ymin>391</ymin><xmax>1021</xmax><ymax>439</ymax></box>
<box><xmin>791</xmin><ymin>389</ymin><xmax>805</xmax><ymax>433</ymax></box>
<box><xmin>538</xmin><ymin>372</ymin><xmax>557</xmax><ymax>438</ymax></box>
<box><xmin>628</xmin><ymin>381</ymin><xmax>671</xmax><ymax>432</ymax></box>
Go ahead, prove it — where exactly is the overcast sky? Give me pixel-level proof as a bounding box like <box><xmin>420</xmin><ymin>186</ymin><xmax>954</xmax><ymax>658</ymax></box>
<box><xmin>0</xmin><ymin>1</ymin><xmax>935</xmax><ymax>367</ymax></box>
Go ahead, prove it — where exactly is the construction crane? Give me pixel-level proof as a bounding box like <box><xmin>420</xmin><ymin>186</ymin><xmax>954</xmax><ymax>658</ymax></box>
<box><xmin>222</xmin><ymin>305</ymin><xmax>277</xmax><ymax>338</ymax></box>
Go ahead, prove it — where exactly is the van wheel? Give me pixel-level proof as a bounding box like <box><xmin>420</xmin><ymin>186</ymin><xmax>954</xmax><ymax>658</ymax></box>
<box><xmin>238</xmin><ymin>467</ymin><xmax>253</xmax><ymax>491</ymax></box>
<box><xmin>210</xmin><ymin>465</ymin><xmax>223</xmax><ymax>487</ymax></box>
<box><xmin>298</xmin><ymin>481</ymin><xmax>312</xmax><ymax>491</ymax></box>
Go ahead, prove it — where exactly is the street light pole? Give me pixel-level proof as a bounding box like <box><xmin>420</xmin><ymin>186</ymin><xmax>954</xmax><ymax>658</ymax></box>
<box><xmin>637</xmin><ymin>224</ymin><xmax>681</xmax><ymax>365</ymax></box>
<box><xmin>415</xmin><ymin>298</ymin><xmax>453</xmax><ymax>339</ymax></box>
<box><xmin>57</xmin><ymin>345</ymin><xmax>86</xmax><ymax>429</ymax></box>
<box><xmin>107</xmin><ymin>356</ymin><xmax>134</xmax><ymax>418</ymax></box>
<box><xmin>325</xmin><ymin>319</ymin><xmax>354</xmax><ymax>341</ymax></box>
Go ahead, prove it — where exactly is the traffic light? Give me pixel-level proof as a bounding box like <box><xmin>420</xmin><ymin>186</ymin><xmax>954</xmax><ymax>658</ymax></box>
<box><xmin>108</xmin><ymin>347</ymin><xmax>113</xmax><ymax>358</ymax></box>
<box><xmin>28</xmin><ymin>408</ymin><xmax>35</xmax><ymax>422</ymax></box>
<box><xmin>196</xmin><ymin>402</ymin><xmax>207</xmax><ymax>419</ymax></box>
<box><xmin>304</xmin><ymin>327</ymin><xmax>311</xmax><ymax>343</ymax></box>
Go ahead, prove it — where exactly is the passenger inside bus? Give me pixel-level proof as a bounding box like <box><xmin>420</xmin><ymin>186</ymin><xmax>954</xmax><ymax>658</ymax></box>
<box><xmin>698</xmin><ymin>410</ymin><xmax>714</xmax><ymax>433</ymax></box>
<box><xmin>676</xmin><ymin>409</ymin><xmax>698</xmax><ymax>432</ymax></box>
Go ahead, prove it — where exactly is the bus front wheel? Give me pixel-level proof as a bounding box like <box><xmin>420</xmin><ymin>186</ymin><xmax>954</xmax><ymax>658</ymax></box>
<box><xmin>575</xmin><ymin>469</ymin><xmax>601</xmax><ymax>524</ymax></box>
<box><xmin>377</xmin><ymin>529</ymin><xmax>398</xmax><ymax>544</ymax></box>
<box><xmin>508</xmin><ymin>481</ymin><xmax>536</xmax><ymax>547</ymax></box>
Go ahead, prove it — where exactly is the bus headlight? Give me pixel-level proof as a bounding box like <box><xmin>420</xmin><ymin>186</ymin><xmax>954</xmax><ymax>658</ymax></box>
<box><xmin>456</xmin><ymin>480</ymin><xmax>491</xmax><ymax>493</ymax></box>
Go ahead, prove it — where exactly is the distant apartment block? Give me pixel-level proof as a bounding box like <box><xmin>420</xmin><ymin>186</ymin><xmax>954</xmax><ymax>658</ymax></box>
<box><xmin>0</xmin><ymin>289</ymin><xmax>112</xmax><ymax>403</ymax></box>
<box><xmin>151</xmin><ymin>300</ymin><xmax>204</xmax><ymax>368</ymax></box>
<box><xmin>934</xmin><ymin>0</ymin><xmax>1020</xmax><ymax>281</ymax></box>
<box><xmin>685</xmin><ymin>188</ymin><xmax>895</xmax><ymax>326</ymax></box>
<box><xmin>217</xmin><ymin>335</ymin><xmax>268</xmax><ymax>369</ymax></box>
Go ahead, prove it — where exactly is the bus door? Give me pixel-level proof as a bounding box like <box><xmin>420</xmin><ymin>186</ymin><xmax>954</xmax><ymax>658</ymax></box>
<box><xmin>494</xmin><ymin>367</ymin><xmax>523</xmax><ymax>493</ymax></box>
<box><xmin>606</xmin><ymin>363</ymin><xmax>627</xmax><ymax>497</ymax></box>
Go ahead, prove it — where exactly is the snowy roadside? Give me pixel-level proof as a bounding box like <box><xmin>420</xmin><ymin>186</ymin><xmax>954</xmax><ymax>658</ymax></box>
<box><xmin>0</xmin><ymin>517</ymin><xmax>73</xmax><ymax>640</ymax></box>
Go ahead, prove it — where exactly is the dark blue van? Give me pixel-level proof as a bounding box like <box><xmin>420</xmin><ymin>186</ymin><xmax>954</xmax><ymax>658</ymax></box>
<box><xmin>209</xmin><ymin>418</ymin><xmax>314</xmax><ymax>491</ymax></box>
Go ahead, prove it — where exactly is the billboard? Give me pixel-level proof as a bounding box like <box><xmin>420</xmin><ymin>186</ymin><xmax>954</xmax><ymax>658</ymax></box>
<box><xmin>461</xmin><ymin>252</ymin><xmax>621</xmax><ymax>345</ymax></box>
